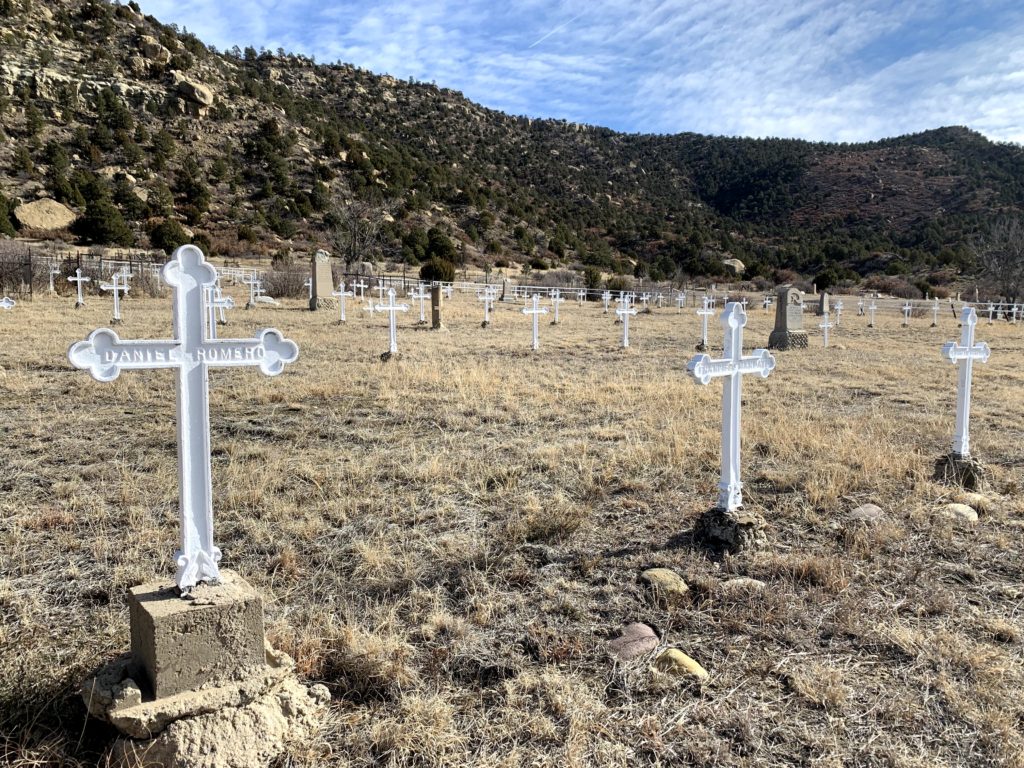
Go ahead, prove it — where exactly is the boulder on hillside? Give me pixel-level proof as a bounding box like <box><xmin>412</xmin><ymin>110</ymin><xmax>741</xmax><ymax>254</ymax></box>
<box><xmin>13</xmin><ymin>198</ymin><xmax>77</xmax><ymax>231</ymax></box>
<box><xmin>176</xmin><ymin>78</ymin><xmax>214</xmax><ymax>106</ymax></box>
<box><xmin>139</xmin><ymin>35</ymin><xmax>172</xmax><ymax>65</ymax></box>
<box><xmin>723</xmin><ymin>258</ymin><xmax>745</xmax><ymax>276</ymax></box>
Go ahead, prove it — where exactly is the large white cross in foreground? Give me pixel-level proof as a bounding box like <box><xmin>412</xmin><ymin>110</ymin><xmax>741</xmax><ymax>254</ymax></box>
<box><xmin>68</xmin><ymin>246</ymin><xmax>299</xmax><ymax>592</ymax></box>
<box><xmin>686</xmin><ymin>303</ymin><xmax>776</xmax><ymax>511</ymax></box>
<box><xmin>941</xmin><ymin>307</ymin><xmax>989</xmax><ymax>458</ymax></box>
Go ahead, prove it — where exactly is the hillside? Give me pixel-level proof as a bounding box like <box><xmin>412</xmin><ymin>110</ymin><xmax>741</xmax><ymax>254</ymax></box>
<box><xmin>1</xmin><ymin>0</ymin><xmax>1023</xmax><ymax>290</ymax></box>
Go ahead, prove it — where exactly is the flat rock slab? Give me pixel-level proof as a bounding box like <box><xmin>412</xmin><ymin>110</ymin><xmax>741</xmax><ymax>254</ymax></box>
<box><xmin>954</xmin><ymin>492</ymin><xmax>992</xmax><ymax>515</ymax></box>
<box><xmin>653</xmin><ymin>649</ymin><xmax>709</xmax><ymax>680</ymax></box>
<box><xmin>608</xmin><ymin>623</ymin><xmax>659</xmax><ymax>661</ymax></box>
<box><xmin>940</xmin><ymin>503</ymin><xmax>979</xmax><ymax>524</ymax></box>
<box><xmin>847</xmin><ymin>503</ymin><xmax>885</xmax><ymax>524</ymax></box>
<box><xmin>641</xmin><ymin>568</ymin><xmax>689</xmax><ymax>606</ymax></box>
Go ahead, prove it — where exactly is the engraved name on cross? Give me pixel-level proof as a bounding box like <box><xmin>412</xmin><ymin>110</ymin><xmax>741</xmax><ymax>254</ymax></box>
<box><xmin>68</xmin><ymin>245</ymin><xmax>299</xmax><ymax>592</ymax></box>
<box><xmin>941</xmin><ymin>307</ymin><xmax>990</xmax><ymax>458</ymax></box>
<box><xmin>686</xmin><ymin>303</ymin><xmax>776</xmax><ymax>511</ymax></box>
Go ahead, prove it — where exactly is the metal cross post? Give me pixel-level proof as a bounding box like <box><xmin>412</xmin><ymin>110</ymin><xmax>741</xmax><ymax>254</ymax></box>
<box><xmin>242</xmin><ymin>273</ymin><xmax>260</xmax><ymax>308</ymax></box>
<box><xmin>616</xmin><ymin>294</ymin><xmax>638</xmax><ymax>348</ymax></box>
<box><xmin>68</xmin><ymin>245</ymin><xmax>299</xmax><ymax>592</ymax></box>
<box><xmin>761</xmin><ymin>295</ymin><xmax>771</xmax><ymax>312</ymax></box>
<box><xmin>602</xmin><ymin>291</ymin><xmax>612</xmax><ymax>314</ymax></box>
<box><xmin>69</xmin><ymin>268</ymin><xmax>91</xmax><ymax>308</ymax></box>
<box><xmin>205</xmin><ymin>284</ymin><xmax>234</xmax><ymax>340</ymax></box>
<box><xmin>857</xmin><ymin>298</ymin><xmax>864</xmax><ymax>316</ymax></box>
<box><xmin>522</xmin><ymin>294</ymin><xmax>548</xmax><ymax>350</ymax></box>
<box><xmin>931</xmin><ymin>297</ymin><xmax>940</xmax><ymax>327</ymax></box>
<box><xmin>304</xmin><ymin>277</ymin><xmax>313</xmax><ymax>302</ymax></box>
<box><xmin>686</xmin><ymin>303</ymin><xmax>776</xmax><ymax>511</ymax></box>
<box><xmin>331</xmin><ymin>281</ymin><xmax>354</xmax><ymax>322</ymax></box>
<box><xmin>819</xmin><ymin>310</ymin><xmax>833</xmax><ymax>347</ymax></box>
<box><xmin>577</xmin><ymin>289</ymin><xmax>585</xmax><ymax>305</ymax></box>
<box><xmin>370</xmin><ymin>287</ymin><xmax>409</xmax><ymax>355</ymax></box>
<box><xmin>550</xmin><ymin>289</ymin><xmax>564</xmax><ymax>324</ymax></box>
<box><xmin>902</xmin><ymin>302</ymin><xmax>912</xmax><ymax>327</ymax></box>
<box><xmin>478</xmin><ymin>288</ymin><xmax>495</xmax><ymax>326</ymax></box>
<box><xmin>678</xmin><ymin>292</ymin><xmax>687</xmax><ymax>313</ymax></box>
<box><xmin>696</xmin><ymin>296</ymin><xmax>715</xmax><ymax>349</ymax></box>
<box><xmin>834</xmin><ymin>300</ymin><xmax>843</xmax><ymax>326</ymax></box>
<box><xmin>352</xmin><ymin>279</ymin><xmax>368</xmax><ymax>301</ymax></box>
<box><xmin>941</xmin><ymin>307</ymin><xmax>990</xmax><ymax>458</ymax></box>
<box><xmin>868</xmin><ymin>301</ymin><xmax>877</xmax><ymax>327</ymax></box>
<box><xmin>987</xmin><ymin>302</ymin><xmax>995</xmax><ymax>324</ymax></box>
<box><xmin>409</xmin><ymin>284</ymin><xmax>428</xmax><ymax>324</ymax></box>
<box><xmin>100</xmin><ymin>271</ymin><xmax>131</xmax><ymax>323</ymax></box>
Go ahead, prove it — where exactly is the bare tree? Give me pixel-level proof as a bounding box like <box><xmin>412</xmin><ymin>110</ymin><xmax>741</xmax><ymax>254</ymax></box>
<box><xmin>972</xmin><ymin>216</ymin><xmax>1024</xmax><ymax>302</ymax></box>
<box><xmin>328</xmin><ymin>199</ymin><xmax>396</xmax><ymax>269</ymax></box>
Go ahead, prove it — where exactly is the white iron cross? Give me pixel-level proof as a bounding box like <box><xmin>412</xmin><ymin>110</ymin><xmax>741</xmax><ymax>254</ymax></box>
<box><xmin>577</xmin><ymin>289</ymin><xmax>586</xmax><ymax>305</ymax></box>
<box><xmin>868</xmin><ymin>300</ymin><xmax>877</xmax><ymax>327</ymax></box>
<box><xmin>100</xmin><ymin>271</ymin><xmax>131</xmax><ymax>322</ymax></box>
<box><xmin>696</xmin><ymin>296</ymin><xmax>715</xmax><ymax>348</ymax></box>
<box><xmin>205</xmin><ymin>284</ymin><xmax>234</xmax><ymax>340</ymax></box>
<box><xmin>941</xmin><ymin>307</ymin><xmax>990</xmax><ymax>458</ymax></box>
<box><xmin>0</xmin><ymin>297</ymin><xmax>15</xmax><ymax>310</ymax></box>
<box><xmin>902</xmin><ymin>302</ymin><xmax>912</xmax><ymax>326</ymax></box>
<box><xmin>444</xmin><ymin>284</ymin><xmax>453</xmax><ymax>300</ymax></box>
<box><xmin>332</xmin><ymin>280</ymin><xmax>354</xmax><ymax>322</ymax></box>
<box><xmin>550</xmin><ymin>289</ymin><xmax>564</xmax><ymax>324</ymax></box>
<box><xmin>931</xmin><ymin>297</ymin><xmax>940</xmax><ymax>327</ymax></box>
<box><xmin>686</xmin><ymin>303</ymin><xmax>776</xmax><ymax>511</ymax></box>
<box><xmin>408</xmin><ymin>284</ymin><xmax>428</xmax><ymax>324</ymax></box>
<box><xmin>522</xmin><ymin>294</ymin><xmax>548</xmax><ymax>350</ymax></box>
<box><xmin>640</xmin><ymin>292</ymin><xmax>651</xmax><ymax>310</ymax></box>
<box><xmin>370</xmin><ymin>287</ymin><xmax>409</xmax><ymax>354</ymax></box>
<box><xmin>857</xmin><ymin>298</ymin><xmax>864</xmax><ymax>316</ymax></box>
<box><xmin>602</xmin><ymin>291</ymin><xmax>612</xmax><ymax>314</ymax></box>
<box><xmin>352</xmin><ymin>279</ymin><xmax>368</xmax><ymax>300</ymax></box>
<box><xmin>987</xmin><ymin>302</ymin><xmax>995</xmax><ymax>324</ymax></box>
<box><xmin>761</xmin><ymin>295</ymin><xmax>771</xmax><ymax>311</ymax></box>
<box><xmin>616</xmin><ymin>295</ymin><xmax>638</xmax><ymax>348</ymax></box>
<box><xmin>834</xmin><ymin>300</ymin><xmax>843</xmax><ymax>326</ymax></box>
<box><xmin>478</xmin><ymin>289</ymin><xmax>495</xmax><ymax>325</ymax></box>
<box><xmin>242</xmin><ymin>273</ymin><xmax>260</xmax><ymax>307</ymax></box>
<box><xmin>819</xmin><ymin>310</ymin><xmax>833</xmax><ymax>347</ymax></box>
<box><xmin>678</xmin><ymin>292</ymin><xmax>687</xmax><ymax>312</ymax></box>
<box><xmin>656</xmin><ymin>292</ymin><xmax>665</xmax><ymax>308</ymax></box>
<box><xmin>68</xmin><ymin>245</ymin><xmax>299</xmax><ymax>592</ymax></box>
<box><xmin>48</xmin><ymin>265</ymin><xmax>60</xmax><ymax>294</ymax></box>
<box><xmin>69</xmin><ymin>268</ymin><xmax>91</xmax><ymax>307</ymax></box>
<box><xmin>304</xmin><ymin>277</ymin><xmax>313</xmax><ymax>301</ymax></box>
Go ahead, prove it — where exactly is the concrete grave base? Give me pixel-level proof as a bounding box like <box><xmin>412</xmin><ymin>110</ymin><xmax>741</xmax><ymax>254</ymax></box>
<box><xmin>934</xmin><ymin>452</ymin><xmax>988</xmax><ymax>492</ymax></box>
<box><xmin>694</xmin><ymin>507</ymin><xmax>767</xmax><ymax>555</ymax></box>
<box><xmin>767</xmin><ymin>329</ymin><xmax>809</xmax><ymax>350</ymax></box>
<box><xmin>83</xmin><ymin>644</ymin><xmax>329</xmax><ymax>768</ymax></box>
<box><xmin>110</xmin><ymin>318</ymin><xmax>123</xmax><ymax>326</ymax></box>
<box><xmin>379</xmin><ymin>351</ymin><xmax>401</xmax><ymax>363</ymax></box>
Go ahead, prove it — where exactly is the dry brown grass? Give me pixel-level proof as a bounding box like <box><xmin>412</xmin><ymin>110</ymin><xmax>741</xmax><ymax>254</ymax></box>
<box><xmin>1</xmin><ymin>286</ymin><xmax>1023</xmax><ymax>767</ymax></box>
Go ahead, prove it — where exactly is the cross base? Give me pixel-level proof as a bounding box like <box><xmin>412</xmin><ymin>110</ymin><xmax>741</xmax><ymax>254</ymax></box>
<box><xmin>767</xmin><ymin>329</ymin><xmax>808</xmax><ymax>350</ymax></box>
<box><xmin>933</xmin><ymin>452</ymin><xmax>988</xmax><ymax>492</ymax></box>
<box><xmin>481</xmin><ymin>320</ymin><xmax>490</xmax><ymax>329</ymax></box>
<box><xmin>75</xmin><ymin>302</ymin><xmax>85</xmax><ymax>309</ymax></box>
<box><xmin>110</xmin><ymin>317</ymin><xmax>123</xmax><ymax>326</ymax></box>
<box><xmin>380</xmin><ymin>351</ymin><xmax>402</xmax><ymax>363</ymax></box>
<box><xmin>693</xmin><ymin>506</ymin><xmax>767</xmax><ymax>555</ymax></box>
<box><xmin>695</xmin><ymin>341</ymin><xmax>707</xmax><ymax>352</ymax></box>
<box><xmin>309</xmin><ymin>297</ymin><xmax>339</xmax><ymax>311</ymax></box>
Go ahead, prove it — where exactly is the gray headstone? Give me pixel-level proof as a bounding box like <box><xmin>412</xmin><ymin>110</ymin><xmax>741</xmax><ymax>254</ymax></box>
<box><xmin>430</xmin><ymin>284</ymin><xmax>443</xmax><ymax>329</ymax></box>
<box><xmin>768</xmin><ymin>285</ymin><xmax>809</xmax><ymax>350</ymax></box>
<box><xmin>309</xmin><ymin>250</ymin><xmax>337</xmax><ymax>311</ymax></box>
<box><xmin>817</xmin><ymin>291</ymin><xmax>829</xmax><ymax>316</ymax></box>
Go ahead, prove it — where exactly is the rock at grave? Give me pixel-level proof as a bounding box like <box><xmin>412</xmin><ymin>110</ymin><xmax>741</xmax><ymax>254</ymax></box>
<box><xmin>308</xmin><ymin>250</ymin><xmax>337</xmax><ymax>311</ymax></box>
<box><xmin>939</xmin><ymin>502</ymin><xmax>979</xmax><ymax>524</ymax></box>
<box><xmin>718</xmin><ymin>577</ymin><xmax>767</xmax><ymax>595</ymax></box>
<box><xmin>653</xmin><ymin>648</ymin><xmax>709</xmax><ymax>680</ymax></box>
<box><xmin>847</xmin><ymin>503</ymin><xmax>885</xmax><ymax>524</ymax></box>
<box><xmin>954</xmin><ymin>491</ymin><xmax>992</xmax><ymax>515</ymax></box>
<box><xmin>723</xmin><ymin>258</ymin><xmax>745</xmax><ymax>276</ymax></box>
<box><xmin>608</xmin><ymin>623</ymin><xmax>659</xmax><ymax>661</ymax></box>
<box><xmin>933</xmin><ymin>453</ymin><xmax>988</xmax><ymax>491</ymax></box>
<box><xmin>816</xmin><ymin>291</ymin><xmax>830</xmax><ymax>316</ymax></box>
<box><xmin>640</xmin><ymin>568</ymin><xmax>690</xmax><ymax>607</ymax></box>
<box><xmin>768</xmin><ymin>285</ymin><xmax>809</xmax><ymax>350</ymax></box>
<box><xmin>13</xmin><ymin>197</ymin><xmax>77</xmax><ymax>230</ymax></box>
<box><xmin>694</xmin><ymin>507</ymin><xmax>767</xmax><ymax>554</ymax></box>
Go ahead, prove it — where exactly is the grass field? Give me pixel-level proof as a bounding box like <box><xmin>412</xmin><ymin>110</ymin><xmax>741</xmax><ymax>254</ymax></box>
<box><xmin>1</xmin><ymin>283</ymin><xmax>1023</xmax><ymax>767</ymax></box>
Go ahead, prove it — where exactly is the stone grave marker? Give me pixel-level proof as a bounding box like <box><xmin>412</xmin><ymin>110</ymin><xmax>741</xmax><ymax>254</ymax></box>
<box><xmin>332</xmin><ymin>280</ymin><xmax>354</xmax><ymax>322</ymax></box>
<box><xmin>308</xmin><ymin>250</ymin><xmax>336</xmax><ymax>311</ymax></box>
<box><xmin>616</xmin><ymin>294</ymin><xmax>638</xmax><ymax>348</ymax></box>
<box><xmin>817</xmin><ymin>292</ymin><xmax>829</xmax><ymax>316</ymax></box>
<box><xmin>242</xmin><ymin>273</ymin><xmax>260</xmax><ymax>309</ymax></box>
<box><xmin>767</xmin><ymin>285</ymin><xmax>809</xmax><ymax>350</ymax></box>
<box><xmin>522</xmin><ymin>294</ymin><xmax>548</xmax><ymax>350</ymax></box>
<box><xmin>69</xmin><ymin>268</ymin><xmax>91</xmax><ymax>308</ymax></box>
<box><xmin>686</xmin><ymin>302</ymin><xmax>775</xmax><ymax>513</ymax></box>
<box><xmin>430</xmin><ymin>284</ymin><xmax>443</xmax><ymax>329</ymax></box>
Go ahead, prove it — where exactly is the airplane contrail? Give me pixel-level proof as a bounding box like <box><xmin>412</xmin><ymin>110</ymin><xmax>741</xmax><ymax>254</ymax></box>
<box><xmin>528</xmin><ymin>11</ymin><xmax>585</xmax><ymax>49</ymax></box>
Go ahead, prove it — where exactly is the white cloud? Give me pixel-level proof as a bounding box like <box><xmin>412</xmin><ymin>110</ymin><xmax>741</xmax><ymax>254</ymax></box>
<box><xmin>134</xmin><ymin>0</ymin><xmax>1024</xmax><ymax>144</ymax></box>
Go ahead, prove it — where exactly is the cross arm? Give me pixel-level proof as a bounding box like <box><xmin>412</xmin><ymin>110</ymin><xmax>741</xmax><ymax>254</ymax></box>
<box><xmin>198</xmin><ymin>329</ymin><xmax>299</xmax><ymax>375</ymax></box>
<box><xmin>942</xmin><ymin>341</ymin><xmax>990</xmax><ymax>364</ymax></box>
<box><xmin>68</xmin><ymin>329</ymin><xmax>178</xmax><ymax>382</ymax></box>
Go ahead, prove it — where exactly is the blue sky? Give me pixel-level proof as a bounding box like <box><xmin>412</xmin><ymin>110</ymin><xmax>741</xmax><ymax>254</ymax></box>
<box><xmin>135</xmin><ymin>0</ymin><xmax>1024</xmax><ymax>144</ymax></box>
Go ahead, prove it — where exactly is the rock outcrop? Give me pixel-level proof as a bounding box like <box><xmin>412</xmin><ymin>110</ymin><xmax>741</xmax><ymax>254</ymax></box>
<box><xmin>13</xmin><ymin>198</ymin><xmax>77</xmax><ymax>231</ymax></box>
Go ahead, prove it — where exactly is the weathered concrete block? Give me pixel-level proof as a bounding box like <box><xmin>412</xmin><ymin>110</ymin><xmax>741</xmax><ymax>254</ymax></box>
<box><xmin>129</xmin><ymin>571</ymin><xmax>265</xmax><ymax>699</ymax></box>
